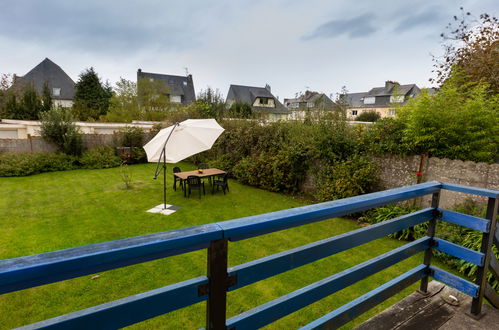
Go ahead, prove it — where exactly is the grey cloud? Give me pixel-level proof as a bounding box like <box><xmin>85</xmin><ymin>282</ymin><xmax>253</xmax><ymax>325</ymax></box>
<box><xmin>394</xmin><ymin>7</ymin><xmax>444</xmax><ymax>33</ymax></box>
<box><xmin>0</xmin><ymin>1</ymin><xmax>205</xmax><ymax>55</ymax></box>
<box><xmin>302</xmin><ymin>13</ymin><xmax>378</xmax><ymax>40</ymax></box>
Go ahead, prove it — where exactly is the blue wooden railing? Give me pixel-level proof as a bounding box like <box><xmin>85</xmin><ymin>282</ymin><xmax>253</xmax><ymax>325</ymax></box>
<box><xmin>1</xmin><ymin>181</ymin><xmax>498</xmax><ymax>329</ymax></box>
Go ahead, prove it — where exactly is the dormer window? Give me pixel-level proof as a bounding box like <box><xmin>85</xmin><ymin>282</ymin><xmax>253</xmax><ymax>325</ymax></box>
<box><xmin>183</xmin><ymin>81</ymin><xmax>187</xmax><ymax>86</ymax></box>
<box><xmin>390</xmin><ymin>95</ymin><xmax>404</xmax><ymax>103</ymax></box>
<box><xmin>52</xmin><ymin>88</ymin><xmax>61</xmax><ymax>96</ymax></box>
<box><xmin>363</xmin><ymin>97</ymin><xmax>375</xmax><ymax>104</ymax></box>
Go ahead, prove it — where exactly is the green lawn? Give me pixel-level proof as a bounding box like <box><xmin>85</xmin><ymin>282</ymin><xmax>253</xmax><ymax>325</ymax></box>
<box><xmin>0</xmin><ymin>163</ymin><xmax>451</xmax><ymax>329</ymax></box>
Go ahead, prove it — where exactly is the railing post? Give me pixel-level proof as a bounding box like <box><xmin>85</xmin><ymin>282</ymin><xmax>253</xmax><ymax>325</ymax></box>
<box><xmin>206</xmin><ymin>238</ymin><xmax>229</xmax><ymax>330</ymax></box>
<box><xmin>419</xmin><ymin>191</ymin><xmax>440</xmax><ymax>293</ymax></box>
<box><xmin>470</xmin><ymin>197</ymin><xmax>498</xmax><ymax>318</ymax></box>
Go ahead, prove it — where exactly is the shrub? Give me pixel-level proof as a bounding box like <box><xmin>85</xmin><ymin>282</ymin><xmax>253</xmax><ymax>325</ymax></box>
<box><xmin>355</xmin><ymin>111</ymin><xmax>381</xmax><ymax>122</ymax></box>
<box><xmin>398</xmin><ymin>83</ymin><xmax>499</xmax><ymax>163</ymax></box>
<box><xmin>0</xmin><ymin>153</ymin><xmax>77</xmax><ymax>176</ymax></box>
<box><xmin>314</xmin><ymin>156</ymin><xmax>380</xmax><ymax>202</ymax></box>
<box><xmin>358</xmin><ymin>118</ymin><xmax>408</xmax><ymax>155</ymax></box>
<box><xmin>40</xmin><ymin>107</ymin><xmax>84</xmax><ymax>156</ymax></box>
<box><xmin>80</xmin><ymin>146</ymin><xmax>121</xmax><ymax>169</ymax></box>
<box><xmin>120</xmin><ymin>126</ymin><xmax>144</xmax><ymax>148</ymax></box>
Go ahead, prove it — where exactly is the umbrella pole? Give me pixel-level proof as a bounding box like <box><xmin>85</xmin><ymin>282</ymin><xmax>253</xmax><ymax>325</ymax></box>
<box><xmin>163</xmin><ymin>144</ymin><xmax>167</xmax><ymax>210</ymax></box>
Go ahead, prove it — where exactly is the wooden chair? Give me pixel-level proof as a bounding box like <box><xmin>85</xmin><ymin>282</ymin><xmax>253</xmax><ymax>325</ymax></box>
<box><xmin>186</xmin><ymin>175</ymin><xmax>205</xmax><ymax>198</ymax></box>
<box><xmin>212</xmin><ymin>173</ymin><xmax>229</xmax><ymax>195</ymax></box>
<box><xmin>173</xmin><ymin>166</ymin><xmax>183</xmax><ymax>191</ymax></box>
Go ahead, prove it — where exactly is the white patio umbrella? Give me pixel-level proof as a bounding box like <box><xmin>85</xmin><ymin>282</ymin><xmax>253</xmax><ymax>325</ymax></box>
<box><xmin>143</xmin><ymin>119</ymin><xmax>225</xmax><ymax>211</ymax></box>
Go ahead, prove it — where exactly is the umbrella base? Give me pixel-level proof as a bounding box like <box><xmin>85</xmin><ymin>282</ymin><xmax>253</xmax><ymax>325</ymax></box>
<box><xmin>147</xmin><ymin>204</ymin><xmax>181</xmax><ymax>215</ymax></box>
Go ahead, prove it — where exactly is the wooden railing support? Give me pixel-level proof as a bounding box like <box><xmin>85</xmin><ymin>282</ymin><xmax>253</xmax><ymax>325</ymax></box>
<box><xmin>470</xmin><ymin>197</ymin><xmax>498</xmax><ymax>317</ymax></box>
<box><xmin>420</xmin><ymin>191</ymin><xmax>440</xmax><ymax>293</ymax></box>
<box><xmin>206</xmin><ymin>239</ymin><xmax>229</xmax><ymax>330</ymax></box>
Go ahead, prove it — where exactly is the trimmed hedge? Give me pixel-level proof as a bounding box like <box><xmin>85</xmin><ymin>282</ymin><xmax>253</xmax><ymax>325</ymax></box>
<box><xmin>80</xmin><ymin>146</ymin><xmax>122</xmax><ymax>169</ymax></box>
<box><xmin>0</xmin><ymin>147</ymin><xmax>122</xmax><ymax>177</ymax></box>
<box><xmin>0</xmin><ymin>153</ymin><xmax>78</xmax><ymax>177</ymax></box>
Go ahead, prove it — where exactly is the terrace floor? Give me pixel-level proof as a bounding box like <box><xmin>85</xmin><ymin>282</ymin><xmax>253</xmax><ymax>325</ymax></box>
<box><xmin>356</xmin><ymin>281</ymin><xmax>499</xmax><ymax>330</ymax></box>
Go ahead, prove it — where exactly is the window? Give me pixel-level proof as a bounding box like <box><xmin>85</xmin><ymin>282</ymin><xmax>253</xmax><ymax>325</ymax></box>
<box><xmin>149</xmin><ymin>78</ymin><xmax>154</xmax><ymax>82</ymax></box>
<box><xmin>363</xmin><ymin>97</ymin><xmax>375</xmax><ymax>104</ymax></box>
<box><xmin>389</xmin><ymin>109</ymin><xmax>397</xmax><ymax>116</ymax></box>
<box><xmin>260</xmin><ymin>98</ymin><xmax>269</xmax><ymax>105</ymax></box>
<box><xmin>183</xmin><ymin>81</ymin><xmax>187</xmax><ymax>86</ymax></box>
<box><xmin>52</xmin><ymin>88</ymin><xmax>61</xmax><ymax>96</ymax></box>
<box><xmin>390</xmin><ymin>95</ymin><xmax>404</xmax><ymax>103</ymax></box>
<box><xmin>170</xmin><ymin>95</ymin><xmax>182</xmax><ymax>103</ymax></box>
<box><xmin>352</xmin><ymin>110</ymin><xmax>358</xmax><ymax>116</ymax></box>
<box><xmin>307</xmin><ymin>102</ymin><xmax>314</xmax><ymax>108</ymax></box>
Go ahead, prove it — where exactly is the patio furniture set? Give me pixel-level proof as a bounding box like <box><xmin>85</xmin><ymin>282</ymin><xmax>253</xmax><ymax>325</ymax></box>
<box><xmin>173</xmin><ymin>164</ymin><xmax>229</xmax><ymax>198</ymax></box>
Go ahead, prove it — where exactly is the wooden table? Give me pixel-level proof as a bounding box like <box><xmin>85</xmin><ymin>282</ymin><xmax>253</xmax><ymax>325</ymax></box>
<box><xmin>174</xmin><ymin>168</ymin><xmax>226</xmax><ymax>197</ymax></box>
<box><xmin>173</xmin><ymin>168</ymin><xmax>226</xmax><ymax>180</ymax></box>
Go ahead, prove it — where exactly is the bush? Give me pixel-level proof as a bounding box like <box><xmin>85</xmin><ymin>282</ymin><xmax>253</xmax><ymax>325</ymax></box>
<box><xmin>0</xmin><ymin>153</ymin><xmax>77</xmax><ymax>176</ymax></box>
<box><xmin>398</xmin><ymin>83</ymin><xmax>499</xmax><ymax>163</ymax></box>
<box><xmin>355</xmin><ymin>111</ymin><xmax>381</xmax><ymax>122</ymax></box>
<box><xmin>40</xmin><ymin>107</ymin><xmax>84</xmax><ymax>156</ymax></box>
<box><xmin>80</xmin><ymin>146</ymin><xmax>121</xmax><ymax>169</ymax></box>
<box><xmin>314</xmin><ymin>156</ymin><xmax>380</xmax><ymax>202</ymax></box>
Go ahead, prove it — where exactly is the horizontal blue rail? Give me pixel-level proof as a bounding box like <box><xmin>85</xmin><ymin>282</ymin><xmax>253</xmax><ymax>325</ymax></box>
<box><xmin>441</xmin><ymin>182</ymin><xmax>499</xmax><ymax>198</ymax></box>
<box><xmin>228</xmin><ymin>209</ymin><xmax>432</xmax><ymax>291</ymax></box>
<box><xmin>0</xmin><ymin>181</ymin><xmax>496</xmax><ymax>329</ymax></box>
<box><xmin>18</xmin><ymin>276</ymin><xmax>208</xmax><ymax>330</ymax></box>
<box><xmin>438</xmin><ymin>209</ymin><xmax>490</xmax><ymax>233</ymax></box>
<box><xmin>0</xmin><ymin>224</ymin><xmax>222</xmax><ymax>295</ymax></box>
<box><xmin>300</xmin><ymin>264</ymin><xmax>427</xmax><ymax>330</ymax></box>
<box><xmin>219</xmin><ymin>181</ymin><xmax>441</xmax><ymax>241</ymax></box>
<box><xmin>227</xmin><ymin>238</ymin><xmax>430</xmax><ymax>329</ymax></box>
<box><xmin>430</xmin><ymin>266</ymin><xmax>479</xmax><ymax>298</ymax></box>
<box><xmin>433</xmin><ymin>238</ymin><xmax>484</xmax><ymax>266</ymax></box>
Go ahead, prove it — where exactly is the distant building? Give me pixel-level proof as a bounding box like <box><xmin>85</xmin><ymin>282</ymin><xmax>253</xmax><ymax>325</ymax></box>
<box><xmin>344</xmin><ymin>81</ymin><xmax>421</xmax><ymax>119</ymax></box>
<box><xmin>137</xmin><ymin>69</ymin><xmax>195</xmax><ymax>106</ymax></box>
<box><xmin>13</xmin><ymin>58</ymin><xmax>75</xmax><ymax>108</ymax></box>
<box><xmin>284</xmin><ymin>91</ymin><xmax>335</xmax><ymax>120</ymax></box>
<box><xmin>225</xmin><ymin>84</ymin><xmax>290</xmax><ymax>121</ymax></box>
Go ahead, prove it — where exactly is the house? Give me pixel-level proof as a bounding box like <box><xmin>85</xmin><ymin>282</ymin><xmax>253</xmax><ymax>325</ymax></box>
<box><xmin>225</xmin><ymin>84</ymin><xmax>290</xmax><ymax>121</ymax></box>
<box><xmin>284</xmin><ymin>91</ymin><xmax>335</xmax><ymax>120</ymax></box>
<box><xmin>344</xmin><ymin>81</ymin><xmax>421</xmax><ymax>119</ymax></box>
<box><xmin>136</xmin><ymin>69</ymin><xmax>195</xmax><ymax>106</ymax></box>
<box><xmin>13</xmin><ymin>58</ymin><xmax>75</xmax><ymax>108</ymax></box>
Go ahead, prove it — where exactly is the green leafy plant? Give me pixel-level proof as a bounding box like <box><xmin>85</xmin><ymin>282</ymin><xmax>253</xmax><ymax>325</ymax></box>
<box><xmin>355</xmin><ymin>111</ymin><xmax>381</xmax><ymax>122</ymax></box>
<box><xmin>0</xmin><ymin>153</ymin><xmax>77</xmax><ymax>177</ymax></box>
<box><xmin>80</xmin><ymin>146</ymin><xmax>121</xmax><ymax>169</ymax></box>
<box><xmin>314</xmin><ymin>156</ymin><xmax>380</xmax><ymax>202</ymax></box>
<box><xmin>40</xmin><ymin>107</ymin><xmax>84</xmax><ymax>156</ymax></box>
<box><xmin>120</xmin><ymin>162</ymin><xmax>133</xmax><ymax>189</ymax></box>
<box><xmin>359</xmin><ymin>204</ymin><xmax>427</xmax><ymax>240</ymax></box>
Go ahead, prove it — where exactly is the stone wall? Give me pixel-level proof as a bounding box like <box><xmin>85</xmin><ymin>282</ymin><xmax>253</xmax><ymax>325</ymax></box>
<box><xmin>373</xmin><ymin>155</ymin><xmax>499</xmax><ymax>209</ymax></box>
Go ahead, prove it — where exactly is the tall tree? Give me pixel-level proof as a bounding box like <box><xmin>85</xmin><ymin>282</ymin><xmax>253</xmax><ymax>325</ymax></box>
<box><xmin>73</xmin><ymin>67</ymin><xmax>112</xmax><ymax>120</ymax></box>
<box><xmin>431</xmin><ymin>8</ymin><xmax>499</xmax><ymax>93</ymax></box>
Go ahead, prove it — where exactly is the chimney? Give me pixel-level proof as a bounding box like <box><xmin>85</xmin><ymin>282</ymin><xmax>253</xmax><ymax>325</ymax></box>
<box><xmin>265</xmin><ymin>84</ymin><xmax>271</xmax><ymax>92</ymax></box>
<box><xmin>138</xmin><ymin>68</ymin><xmax>142</xmax><ymax>73</ymax></box>
<box><xmin>187</xmin><ymin>74</ymin><xmax>193</xmax><ymax>83</ymax></box>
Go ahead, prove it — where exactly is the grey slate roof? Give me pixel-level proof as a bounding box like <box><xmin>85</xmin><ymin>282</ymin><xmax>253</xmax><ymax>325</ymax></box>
<box><xmin>345</xmin><ymin>82</ymin><xmax>421</xmax><ymax>108</ymax></box>
<box><xmin>226</xmin><ymin>84</ymin><xmax>290</xmax><ymax>114</ymax></box>
<box><xmin>137</xmin><ymin>69</ymin><xmax>196</xmax><ymax>106</ymax></box>
<box><xmin>15</xmin><ymin>58</ymin><xmax>75</xmax><ymax>100</ymax></box>
<box><xmin>343</xmin><ymin>92</ymin><xmax>367</xmax><ymax>108</ymax></box>
<box><xmin>284</xmin><ymin>91</ymin><xmax>335</xmax><ymax>109</ymax></box>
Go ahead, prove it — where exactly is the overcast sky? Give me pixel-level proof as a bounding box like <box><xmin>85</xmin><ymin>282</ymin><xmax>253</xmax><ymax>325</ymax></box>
<box><xmin>0</xmin><ymin>0</ymin><xmax>497</xmax><ymax>100</ymax></box>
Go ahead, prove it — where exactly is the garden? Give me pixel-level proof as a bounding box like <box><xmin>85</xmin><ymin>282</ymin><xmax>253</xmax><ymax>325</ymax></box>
<box><xmin>0</xmin><ymin>162</ymin><xmax>457</xmax><ymax>329</ymax></box>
